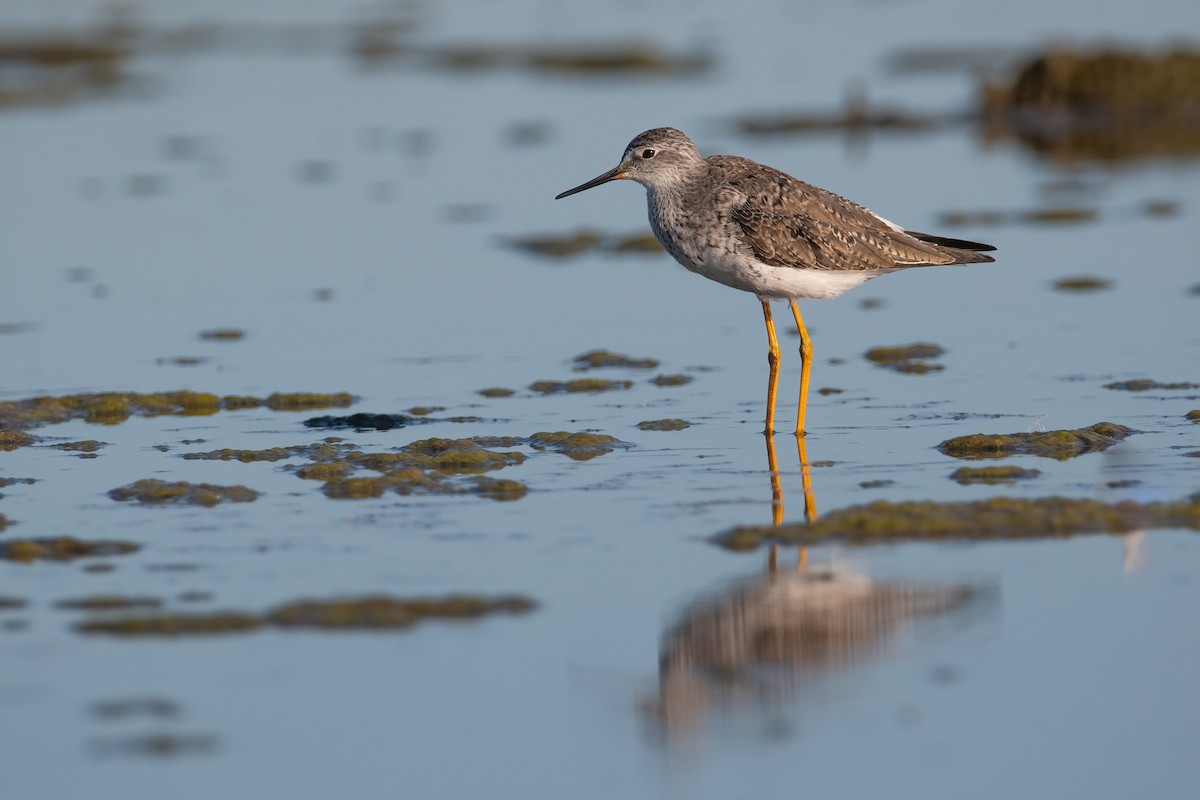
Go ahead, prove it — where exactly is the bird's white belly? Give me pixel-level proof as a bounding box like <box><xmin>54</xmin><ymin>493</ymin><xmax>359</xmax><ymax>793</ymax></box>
<box><xmin>683</xmin><ymin>250</ymin><xmax>889</xmax><ymax>300</ymax></box>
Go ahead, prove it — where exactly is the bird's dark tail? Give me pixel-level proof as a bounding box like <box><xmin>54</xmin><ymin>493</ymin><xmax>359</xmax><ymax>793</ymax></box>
<box><xmin>906</xmin><ymin>230</ymin><xmax>996</xmax><ymax>264</ymax></box>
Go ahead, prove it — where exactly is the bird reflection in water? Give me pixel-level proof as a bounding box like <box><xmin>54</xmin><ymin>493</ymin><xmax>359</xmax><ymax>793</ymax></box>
<box><xmin>649</xmin><ymin>435</ymin><xmax>984</xmax><ymax>737</ymax></box>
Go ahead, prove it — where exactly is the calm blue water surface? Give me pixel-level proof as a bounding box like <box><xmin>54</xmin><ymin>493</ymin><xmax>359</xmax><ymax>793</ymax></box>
<box><xmin>2</xmin><ymin>1</ymin><xmax>1199</xmax><ymax>798</ymax></box>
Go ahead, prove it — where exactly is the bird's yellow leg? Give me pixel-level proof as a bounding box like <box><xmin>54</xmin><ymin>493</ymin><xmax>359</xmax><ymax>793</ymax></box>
<box><xmin>765</xmin><ymin>429</ymin><xmax>784</xmax><ymax>527</ymax></box>
<box><xmin>795</xmin><ymin>433</ymin><xmax>818</xmax><ymax>525</ymax></box>
<box><xmin>789</xmin><ymin>299</ymin><xmax>813</xmax><ymax>438</ymax></box>
<box><xmin>761</xmin><ymin>299</ymin><xmax>781</xmax><ymax>436</ymax></box>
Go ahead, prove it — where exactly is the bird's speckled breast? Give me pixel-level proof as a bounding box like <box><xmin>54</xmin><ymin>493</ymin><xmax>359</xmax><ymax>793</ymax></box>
<box><xmin>646</xmin><ymin>185</ymin><xmax>882</xmax><ymax>300</ymax></box>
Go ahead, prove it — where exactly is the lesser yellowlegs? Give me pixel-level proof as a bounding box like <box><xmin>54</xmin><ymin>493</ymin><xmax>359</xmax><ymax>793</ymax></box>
<box><xmin>555</xmin><ymin>127</ymin><xmax>996</xmax><ymax>436</ymax></box>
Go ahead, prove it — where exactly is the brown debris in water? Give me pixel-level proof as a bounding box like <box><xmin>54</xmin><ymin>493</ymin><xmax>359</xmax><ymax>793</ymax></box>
<box><xmin>51</xmin><ymin>440</ymin><xmax>106</xmax><ymax>453</ymax></box>
<box><xmin>1</xmin><ymin>537</ymin><xmax>140</xmax><ymax>563</ymax></box>
<box><xmin>0</xmin><ymin>429</ymin><xmax>37</xmax><ymax>450</ymax></box>
<box><xmin>55</xmin><ymin>595</ymin><xmax>164</xmax><ymax>611</ymax></box>
<box><xmin>950</xmin><ymin>465</ymin><xmax>1042</xmax><ymax>485</ymax></box>
<box><xmin>198</xmin><ymin>328</ymin><xmax>244</xmax><ymax>341</ymax></box>
<box><xmin>478</xmin><ymin>387</ymin><xmax>515</xmax><ymax>398</ymax></box>
<box><xmin>0</xmin><ymin>390</ymin><xmax>355</xmax><ymax>431</ymax></box>
<box><xmin>1053</xmin><ymin>276</ymin><xmax>1112</xmax><ymax>292</ymax></box>
<box><xmin>506</xmin><ymin>229</ymin><xmax>663</xmax><ymax>260</ymax></box>
<box><xmin>650</xmin><ymin>374</ymin><xmax>693</xmax><ymax>387</ymax></box>
<box><xmin>108</xmin><ymin>479</ymin><xmax>259</xmax><ymax>506</ymax></box>
<box><xmin>573</xmin><ymin>349</ymin><xmax>660</xmax><ymax>370</ymax></box>
<box><xmin>938</xmin><ymin>422</ymin><xmax>1136</xmax><ymax>460</ymax></box>
<box><xmin>980</xmin><ymin>46</ymin><xmax>1200</xmax><ymax>162</ymax></box>
<box><xmin>638</xmin><ymin>419</ymin><xmax>692</xmax><ymax>431</ymax></box>
<box><xmin>1187</xmin><ymin>410</ymin><xmax>1200</xmax><ymax>422</ymax></box>
<box><xmin>529</xmin><ymin>378</ymin><xmax>632</xmax><ymax>394</ymax></box>
<box><xmin>76</xmin><ymin>594</ymin><xmax>536</xmax><ymax>637</ymax></box>
<box><xmin>1105</xmin><ymin>379</ymin><xmax>1200</xmax><ymax>392</ymax></box>
<box><xmin>865</xmin><ymin>342</ymin><xmax>945</xmax><ymax>374</ymax></box>
<box><xmin>717</xmin><ymin>492</ymin><xmax>1200</xmax><ymax>551</ymax></box>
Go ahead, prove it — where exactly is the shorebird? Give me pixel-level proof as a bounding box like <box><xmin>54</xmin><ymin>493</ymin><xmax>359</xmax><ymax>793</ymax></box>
<box><xmin>555</xmin><ymin>127</ymin><xmax>996</xmax><ymax>436</ymax></box>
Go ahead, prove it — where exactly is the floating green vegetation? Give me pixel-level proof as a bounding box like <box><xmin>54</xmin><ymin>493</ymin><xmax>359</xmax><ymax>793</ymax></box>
<box><xmin>0</xmin><ymin>390</ymin><xmax>356</xmax><ymax>431</ymax></box>
<box><xmin>529</xmin><ymin>379</ymin><xmax>632</xmax><ymax>394</ymax></box>
<box><xmin>506</xmin><ymin>229</ymin><xmax>664</xmax><ymax>260</ymax></box>
<box><xmin>1187</xmin><ymin>410</ymin><xmax>1200</xmax><ymax>422</ymax></box>
<box><xmin>470</xmin><ymin>477</ymin><xmax>528</xmax><ymax>501</ymax></box>
<box><xmin>716</xmin><ymin>493</ymin><xmax>1200</xmax><ymax>551</ymax></box>
<box><xmin>182</xmin><ymin>447</ymin><xmax>298</xmax><ymax>462</ymax></box>
<box><xmin>78</xmin><ymin>612</ymin><xmax>264</xmax><ymax>637</ymax></box>
<box><xmin>478</xmin><ymin>387</ymin><xmax>515</xmax><ymax>398</ymax></box>
<box><xmin>1053</xmin><ymin>275</ymin><xmax>1112</xmax><ymax>292</ymax></box>
<box><xmin>1105</xmin><ymin>379</ymin><xmax>1200</xmax><ymax>392</ymax></box>
<box><xmin>951</xmin><ymin>465</ymin><xmax>1042</xmax><ymax>485</ymax></box>
<box><xmin>406</xmin><ymin>406</ymin><xmax>445</xmax><ymax>416</ymax></box>
<box><xmin>198</xmin><ymin>328</ymin><xmax>244</xmax><ymax>341</ymax></box>
<box><xmin>650</xmin><ymin>374</ymin><xmax>693</xmax><ymax>387</ymax></box>
<box><xmin>527</xmin><ymin>431</ymin><xmax>627</xmax><ymax>460</ymax></box>
<box><xmin>0</xmin><ymin>429</ymin><xmax>37</xmax><ymax>450</ymax></box>
<box><xmin>938</xmin><ymin>422</ymin><xmax>1136</xmax><ymax>460</ymax></box>
<box><xmin>268</xmin><ymin>594</ymin><xmax>536</xmax><ymax>629</ymax></box>
<box><xmin>573</xmin><ymin>349</ymin><xmax>660</xmax><ymax>370</ymax></box>
<box><xmin>108</xmin><ymin>479</ymin><xmax>259</xmax><ymax>507</ymax></box>
<box><xmin>51</xmin><ymin>440</ymin><xmax>106</xmax><ymax>452</ymax></box>
<box><xmin>76</xmin><ymin>594</ymin><xmax>536</xmax><ymax>637</ymax></box>
<box><xmin>55</xmin><ymin>596</ymin><xmax>164</xmax><ymax>611</ymax></box>
<box><xmin>865</xmin><ymin>342</ymin><xmax>945</xmax><ymax>374</ymax></box>
<box><xmin>638</xmin><ymin>419</ymin><xmax>692</xmax><ymax>431</ymax></box>
<box><xmin>0</xmin><ymin>537</ymin><xmax>140</xmax><ymax>563</ymax></box>
<box><xmin>264</xmin><ymin>392</ymin><xmax>354</xmax><ymax>411</ymax></box>
<box><xmin>980</xmin><ymin>47</ymin><xmax>1200</xmax><ymax>162</ymax></box>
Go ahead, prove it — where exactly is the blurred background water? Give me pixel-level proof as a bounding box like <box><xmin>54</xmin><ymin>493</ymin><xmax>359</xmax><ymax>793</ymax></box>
<box><xmin>2</xmin><ymin>1</ymin><xmax>1199</xmax><ymax>798</ymax></box>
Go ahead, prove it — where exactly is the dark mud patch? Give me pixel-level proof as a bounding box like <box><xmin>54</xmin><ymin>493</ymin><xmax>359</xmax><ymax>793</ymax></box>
<box><xmin>1</xmin><ymin>537</ymin><xmax>140</xmax><ymax>563</ymax></box>
<box><xmin>951</xmin><ymin>465</ymin><xmax>1042</xmax><ymax>485</ymax></box>
<box><xmin>529</xmin><ymin>378</ymin><xmax>632</xmax><ymax>394</ymax></box>
<box><xmin>1053</xmin><ymin>275</ymin><xmax>1112</xmax><ymax>292</ymax></box>
<box><xmin>305</xmin><ymin>412</ymin><xmax>417</xmax><ymax>430</ymax></box>
<box><xmin>859</xmin><ymin>479</ymin><xmax>895</xmax><ymax>489</ymax></box>
<box><xmin>0</xmin><ymin>596</ymin><xmax>28</xmax><ymax>610</ymax></box>
<box><xmin>980</xmin><ymin>46</ymin><xmax>1200</xmax><ymax>162</ymax></box>
<box><xmin>506</xmin><ymin>229</ymin><xmax>663</xmax><ymax>259</ymax></box>
<box><xmin>865</xmin><ymin>342</ymin><xmax>945</xmax><ymax>374</ymax></box>
<box><xmin>573</xmin><ymin>349</ymin><xmax>660</xmax><ymax>370</ymax></box>
<box><xmin>717</xmin><ymin>493</ymin><xmax>1200</xmax><ymax>551</ymax></box>
<box><xmin>1105</xmin><ymin>379</ymin><xmax>1200</xmax><ymax>392</ymax></box>
<box><xmin>108</xmin><ymin>479</ymin><xmax>259</xmax><ymax>506</ymax></box>
<box><xmin>76</xmin><ymin>594</ymin><xmax>536</xmax><ymax>637</ymax></box>
<box><xmin>938</xmin><ymin>422</ymin><xmax>1135</xmax><ymax>460</ymax></box>
<box><xmin>650</xmin><ymin>373</ymin><xmax>693</xmax><ymax>387</ymax></box>
<box><xmin>638</xmin><ymin>419</ymin><xmax>692</xmax><ymax>431</ymax></box>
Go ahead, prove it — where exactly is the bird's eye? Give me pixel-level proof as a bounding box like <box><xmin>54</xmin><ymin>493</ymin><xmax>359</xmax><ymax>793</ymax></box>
<box><xmin>642</xmin><ymin>149</ymin><xmax>655</xmax><ymax>159</ymax></box>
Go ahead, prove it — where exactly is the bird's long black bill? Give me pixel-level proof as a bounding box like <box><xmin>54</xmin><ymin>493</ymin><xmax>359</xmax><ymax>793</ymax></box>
<box><xmin>554</xmin><ymin>166</ymin><xmax>626</xmax><ymax>199</ymax></box>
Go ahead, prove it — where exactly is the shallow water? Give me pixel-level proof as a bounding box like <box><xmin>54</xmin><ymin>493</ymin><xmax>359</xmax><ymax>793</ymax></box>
<box><xmin>2</xmin><ymin>1</ymin><xmax>1200</xmax><ymax>798</ymax></box>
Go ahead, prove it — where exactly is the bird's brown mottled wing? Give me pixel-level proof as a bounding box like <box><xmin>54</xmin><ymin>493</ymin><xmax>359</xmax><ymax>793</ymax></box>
<box><xmin>704</xmin><ymin>156</ymin><xmax>961</xmax><ymax>271</ymax></box>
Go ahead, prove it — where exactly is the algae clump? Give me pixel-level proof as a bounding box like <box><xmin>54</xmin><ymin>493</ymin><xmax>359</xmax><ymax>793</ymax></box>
<box><xmin>638</xmin><ymin>419</ymin><xmax>692</xmax><ymax>431</ymax></box>
<box><xmin>950</xmin><ymin>466</ymin><xmax>1042</xmax><ymax>485</ymax></box>
<box><xmin>938</xmin><ymin>422</ymin><xmax>1135</xmax><ymax>460</ymax></box>
<box><xmin>717</xmin><ymin>493</ymin><xmax>1200</xmax><ymax>551</ymax></box>
<box><xmin>108</xmin><ymin>479</ymin><xmax>259</xmax><ymax>506</ymax></box>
